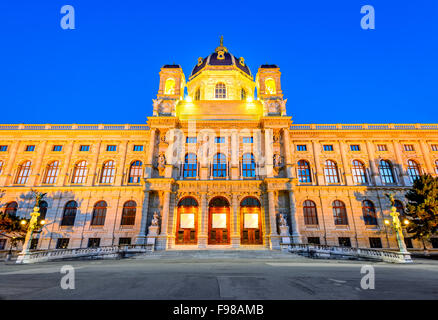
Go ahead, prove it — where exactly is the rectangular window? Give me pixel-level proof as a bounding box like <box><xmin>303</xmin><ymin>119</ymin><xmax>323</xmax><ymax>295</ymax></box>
<box><xmin>87</xmin><ymin>238</ymin><xmax>101</xmax><ymax>248</ymax></box>
<box><xmin>404</xmin><ymin>237</ymin><xmax>413</xmax><ymax>249</ymax></box>
<box><xmin>106</xmin><ymin>145</ymin><xmax>117</xmax><ymax>152</ymax></box>
<box><xmin>133</xmin><ymin>145</ymin><xmax>143</xmax><ymax>152</ymax></box>
<box><xmin>350</xmin><ymin>145</ymin><xmax>360</xmax><ymax>151</ymax></box>
<box><xmin>119</xmin><ymin>237</ymin><xmax>131</xmax><ymax>245</ymax></box>
<box><xmin>0</xmin><ymin>239</ymin><xmax>6</xmax><ymax>250</ymax></box>
<box><xmin>56</xmin><ymin>238</ymin><xmax>69</xmax><ymax>249</ymax></box>
<box><xmin>307</xmin><ymin>237</ymin><xmax>320</xmax><ymax>245</ymax></box>
<box><xmin>369</xmin><ymin>237</ymin><xmax>382</xmax><ymax>249</ymax></box>
<box><xmin>79</xmin><ymin>145</ymin><xmax>90</xmax><ymax>152</ymax></box>
<box><xmin>52</xmin><ymin>145</ymin><xmax>62</xmax><ymax>152</ymax></box>
<box><xmin>377</xmin><ymin>144</ymin><xmax>387</xmax><ymax>151</ymax></box>
<box><xmin>242</xmin><ymin>137</ymin><xmax>253</xmax><ymax>144</ymax></box>
<box><xmin>30</xmin><ymin>238</ymin><xmax>38</xmax><ymax>250</ymax></box>
<box><xmin>323</xmin><ymin>145</ymin><xmax>333</xmax><ymax>152</ymax></box>
<box><xmin>25</xmin><ymin>145</ymin><xmax>35</xmax><ymax>152</ymax></box>
<box><xmin>296</xmin><ymin>145</ymin><xmax>307</xmax><ymax>151</ymax></box>
<box><xmin>215</xmin><ymin>137</ymin><xmax>225</xmax><ymax>143</ymax></box>
<box><xmin>186</xmin><ymin>137</ymin><xmax>197</xmax><ymax>144</ymax></box>
<box><xmin>431</xmin><ymin>238</ymin><xmax>438</xmax><ymax>249</ymax></box>
<box><xmin>338</xmin><ymin>237</ymin><xmax>351</xmax><ymax>247</ymax></box>
<box><xmin>431</xmin><ymin>144</ymin><xmax>438</xmax><ymax>151</ymax></box>
<box><xmin>404</xmin><ymin>144</ymin><xmax>414</xmax><ymax>151</ymax></box>
<box><xmin>0</xmin><ymin>145</ymin><xmax>8</xmax><ymax>152</ymax></box>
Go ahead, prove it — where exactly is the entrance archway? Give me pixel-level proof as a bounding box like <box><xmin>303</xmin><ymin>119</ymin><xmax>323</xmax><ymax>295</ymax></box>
<box><xmin>240</xmin><ymin>197</ymin><xmax>262</xmax><ymax>245</ymax></box>
<box><xmin>208</xmin><ymin>197</ymin><xmax>230</xmax><ymax>245</ymax></box>
<box><xmin>176</xmin><ymin>197</ymin><xmax>198</xmax><ymax>244</ymax></box>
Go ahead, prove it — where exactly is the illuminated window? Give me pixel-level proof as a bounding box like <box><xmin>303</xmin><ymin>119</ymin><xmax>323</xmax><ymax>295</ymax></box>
<box><xmin>407</xmin><ymin>159</ymin><xmax>421</xmax><ymax>182</ymax></box>
<box><xmin>215</xmin><ymin>82</ymin><xmax>226</xmax><ymax>99</ymax></box>
<box><xmin>72</xmin><ymin>161</ymin><xmax>87</xmax><ymax>184</ymax></box>
<box><xmin>164</xmin><ymin>78</ymin><xmax>176</xmax><ymax>95</ymax></box>
<box><xmin>297</xmin><ymin>160</ymin><xmax>312</xmax><ymax>183</ymax></box>
<box><xmin>121</xmin><ymin>201</ymin><xmax>136</xmax><ymax>225</ymax></box>
<box><xmin>91</xmin><ymin>201</ymin><xmax>107</xmax><ymax>226</ymax></box>
<box><xmin>128</xmin><ymin>160</ymin><xmax>142</xmax><ymax>183</ymax></box>
<box><xmin>183</xmin><ymin>153</ymin><xmax>197</xmax><ymax>178</ymax></box>
<box><xmin>4</xmin><ymin>201</ymin><xmax>18</xmax><ymax>216</ymax></box>
<box><xmin>241</xmin><ymin>88</ymin><xmax>246</xmax><ymax>100</ymax></box>
<box><xmin>379</xmin><ymin>160</ymin><xmax>395</xmax><ymax>184</ymax></box>
<box><xmin>242</xmin><ymin>153</ymin><xmax>256</xmax><ymax>178</ymax></box>
<box><xmin>43</xmin><ymin>161</ymin><xmax>59</xmax><ymax>184</ymax></box>
<box><xmin>194</xmin><ymin>88</ymin><xmax>200</xmax><ymax>101</ymax></box>
<box><xmin>100</xmin><ymin>160</ymin><xmax>115</xmax><ymax>184</ymax></box>
<box><xmin>352</xmin><ymin>160</ymin><xmax>367</xmax><ymax>184</ymax></box>
<box><xmin>61</xmin><ymin>201</ymin><xmax>77</xmax><ymax>226</ymax></box>
<box><xmin>324</xmin><ymin>160</ymin><xmax>339</xmax><ymax>184</ymax></box>
<box><xmin>303</xmin><ymin>200</ymin><xmax>318</xmax><ymax>225</ymax></box>
<box><xmin>362</xmin><ymin>200</ymin><xmax>378</xmax><ymax>225</ymax></box>
<box><xmin>212</xmin><ymin>153</ymin><xmax>227</xmax><ymax>178</ymax></box>
<box><xmin>15</xmin><ymin>161</ymin><xmax>31</xmax><ymax>184</ymax></box>
<box><xmin>333</xmin><ymin>200</ymin><xmax>348</xmax><ymax>225</ymax></box>
<box><xmin>265</xmin><ymin>78</ymin><xmax>276</xmax><ymax>94</ymax></box>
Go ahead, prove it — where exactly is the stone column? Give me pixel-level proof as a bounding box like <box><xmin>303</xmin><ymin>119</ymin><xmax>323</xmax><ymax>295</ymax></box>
<box><xmin>231</xmin><ymin>194</ymin><xmax>240</xmax><ymax>248</ymax></box>
<box><xmin>165</xmin><ymin>130</ymin><xmax>175</xmax><ymax>178</ymax></box>
<box><xmin>264</xmin><ymin>129</ymin><xmax>273</xmax><ymax>177</ymax></box>
<box><xmin>338</xmin><ymin>140</ymin><xmax>352</xmax><ymax>185</ymax></box>
<box><xmin>115</xmin><ymin>141</ymin><xmax>128</xmax><ymax>185</ymax></box>
<box><xmin>268</xmin><ymin>190</ymin><xmax>280</xmax><ymax>249</ymax></box>
<box><xmin>312</xmin><ymin>140</ymin><xmax>325</xmax><ymax>185</ymax></box>
<box><xmin>145</xmin><ymin>129</ymin><xmax>156</xmax><ymax>178</ymax></box>
<box><xmin>288</xmin><ymin>190</ymin><xmax>302</xmax><ymax>243</ymax></box>
<box><xmin>419</xmin><ymin>140</ymin><xmax>434</xmax><ymax>174</ymax></box>
<box><xmin>365</xmin><ymin>140</ymin><xmax>381</xmax><ymax>185</ymax></box>
<box><xmin>230</xmin><ymin>130</ymin><xmax>239</xmax><ymax>180</ymax></box>
<box><xmin>57</xmin><ymin>141</ymin><xmax>75</xmax><ymax>186</ymax></box>
<box><xmin>392</xmin><ymin>140</ymin><xmax>410</xmax><ymax>185</ymax></box>
<box><xmin>283</xmin><ymin>129</ymin><xmax>293</xmax><ymax>178</ymax></box>
<box><xmin>135</xmin><ymin>191</ymin><xmax>150</xmax><ymax>244</ymax></box>
<box><xmin>87</xmin><ymin>141</ymin><xmax>102</xmax><ymax>186</ymax></box>
<box><xmin>1</xmin><ymin>141</ymin><xmax>20</xmax><ymax>185</ymax></box>
<box><xmin>198</xmin><ymin>192</ymin><xmax>208</xmax><ymax>248</ymax></box>
<box><xmin>29</xmin><ymin>140</ymin><xmax>47</xmax><ymax>186</ymax></box>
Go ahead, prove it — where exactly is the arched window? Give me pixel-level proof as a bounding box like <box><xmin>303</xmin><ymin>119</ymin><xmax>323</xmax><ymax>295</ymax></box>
<box><xmin>0</xmin><ymin>160</ymin><xmax>3</xmax><ymax>175</ymax></box>
<box><xmin>379</xmin><ymin>160</ymin><xmax>395</xmax><ymax>184</ymax></box>
<box><xmin>15</xmin><ymin>161</ymin><xmax>31</xmax><ymax>184</ymax></box>
<box><xmin>241</xmin><ymin>88</ymin><xmax>246</xmax><ymax>100</ymax></box>
<box><xmin>215</xmin><ymin>82</ymin><xmax>226</xmax><ymax>99</ymax></box>
<box><xmin>297</xmin><ymin>160</ymin><xmax>312</xmax><ymax>183</ymax></box>
<box><xmin>394</xmin><ymin>200</ymin><xmax>406</xmax><ymax>220</ymax></box>
<box><xmin>164</xmin><ymin>78</ymin><xmax>175</xmax><ymax>95</ymax></box>
<box><xmin>324</xmin><ymin>160</ymin><xmax>339</xmax><ymax>184</ymax></box>
<box><xmin>4</xmin><ymin>201</ymin><xmax>18</xmax><ymax>216</ymax></box>
<box><xmin>178</xmin><ymin>197</ymin><xmax>198</xmax><ymax>207</ymax></box>
<box><xmin>194</xmin><ymin>87</ymin><xmax>201</xmax><ymax>101</ymax></box>
<box><xmin>303</xmin><ymin>200</ymin><xmax>318</xmax><ymax>225</ymax></box>
<box><xmin>61</xmin><ymin>200</ymin><xmax>77</xmax><ymax>226</ymax></box>
<box><xmin>43</xmin><ymin>161</ymin><xmax>59</xmax><ymax>184</ymax></box>
<box><xmin>39</xmin><ymin>200</ymin><xmax>48</xmax><ymax>220</ymax></box>
<box><xmin>333</xmin><ymin>200</ymin><xmax>348</xmax><ymax>225</ymax></box>
<box><xmin>91</xmin><ymin>201</ymin><xmax>107</xmax><ymax>226</ymax></box>
<box><xmin>407</xmin><ymin>160</ymin><xmax>421</xmax><ymax>182</ymax></box>
<box><xmin>212</xmin><ymin>153</ymin><xmax>227</xmax><ymax>178</ymax></box>
<box><xmin>241</xmin><ymin>197</ymin><xmax>261</xmax><ymax>207</ymax></box>
<box><xmin>242</xmin><ymin>153</ymin><xmax>256</xmax><ymax>178</ymax></box>
<box><xmin>72</xmin><ymin>161</ymin><xmax>88</xmax><ymax>184</ymax></box>
<box><xmin>183</xmin><ymin>153</ymin><xmax>197</xmax><ymax>178</ymax></box>
<box><xmin>362</xmin><ymin>200</ymin><xmax>378</xmax><ymax>225</ymax></box>
<box><xmin>128</xmin><ymin>160</ymin><xmax>142</xmax><ymax>183</ymax></box>
<box><xmin>121</xmin><ymin>201</ymin><xmax>136</xmax><ymax>226</ymax></box>
<box><xmin>265</xmin><ymin>78</ymin><xmax>276</xmax><ymax>94</ymax></box>
<box><xmin>100</xmin><ymin>160</ymin><xmax>115</xmax><ymax>184</ymax></box>
<box><xmin>352</xmin><ymin>160</ymin><xmax>367</xmax><ymax>184</ymax></box>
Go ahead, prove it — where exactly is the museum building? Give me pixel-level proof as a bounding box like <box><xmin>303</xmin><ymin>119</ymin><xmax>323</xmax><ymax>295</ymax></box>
<box><xmin>1</xmin><ymin>39</ymin><xmax>438</xmax><ymax>252</ymax></box>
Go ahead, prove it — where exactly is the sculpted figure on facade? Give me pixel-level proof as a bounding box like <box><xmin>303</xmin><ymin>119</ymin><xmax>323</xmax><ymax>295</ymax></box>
<box><xmin>151</xmin><ymin>211</ymin><xmax>160</xmax><ymax>226</ymax></box>
<box><xmin>156</xmin><ymin>153</ymin><xmax>166</xmax><ymax>176</ymax></box>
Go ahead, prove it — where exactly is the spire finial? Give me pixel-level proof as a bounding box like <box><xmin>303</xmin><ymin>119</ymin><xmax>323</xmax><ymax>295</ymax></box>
<box><xmin>215</xmin><ymin>35</ymin><xmax>228</xmax><ymax>53</ymax></box>
<box><xmin>220</xmin><ymin>35</ymin><xmax>223</xmax><ymax>47</ymax></box>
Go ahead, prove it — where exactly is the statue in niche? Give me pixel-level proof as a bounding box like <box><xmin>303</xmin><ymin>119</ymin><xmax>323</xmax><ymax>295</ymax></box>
<box><xmin>279</xmin><ymin>213</ymin><xmax>287</xmax><ymax>227</ymax></box>
<box><xmin>157</xmin><ymin>153</ymin><xmax>166</xmax><ymax>176</ymax></box>
<box><xmin>151</xmin><ymin>211</ymin><xmax>160</xmax><ymax>226</ymax></box>
<box><xmin>152</xmin><ymin>99</ymin><xmax>162</xmax><ymax>116</ymax></box>
<box><xmin>273</xmin><ymin>153</ymin><xmax>283</xmax><ymax>168</ymax></box>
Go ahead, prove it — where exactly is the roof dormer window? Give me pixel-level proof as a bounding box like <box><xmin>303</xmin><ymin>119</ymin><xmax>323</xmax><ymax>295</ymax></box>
<box><xmin>215</xmin><ymin>82</ymin><xmax>226</xmax><ymax>99</ymax></box>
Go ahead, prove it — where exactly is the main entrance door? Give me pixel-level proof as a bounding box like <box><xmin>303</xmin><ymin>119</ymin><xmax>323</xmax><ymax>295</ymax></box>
<box><xmin>240</xmin><ymin>197</ymin><xmax>262</xmax><ymax>245</ymax></box>
<box><xmin>208</xmin><ymin>197</ymin><xmax>230</xmax><ymax>245</ymax></box>
<box><xmin>176</xmin><ymin>197</ymin><xmax>198</xmax><ymax>244</ymax></box>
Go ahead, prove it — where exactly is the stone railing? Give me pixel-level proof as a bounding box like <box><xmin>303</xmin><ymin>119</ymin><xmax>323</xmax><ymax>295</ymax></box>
<box><xmin>16</xmin><ymin>244</ymin><xmax>154</xmax><ymax>264</ymax></box>
<box><xmin>290</xmin><ymin>123</ymin><xmax>438</xmax><ymax>131</ymax></box>
<box><xmin>0</xmin><ymin>124</ymin><xmax>150</xmax><ymax>131</ymax></box>
<box><xmin>286</xmin><ymin>243</ymin><xmax>413</xmax><ymax>264</ymax></box>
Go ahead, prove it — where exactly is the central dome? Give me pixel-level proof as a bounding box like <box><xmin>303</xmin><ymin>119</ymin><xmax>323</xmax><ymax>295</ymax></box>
<box><xmin>190</xmin><ymin>37</ymin><xmax>252</xmax><ymax>79</ymax></box>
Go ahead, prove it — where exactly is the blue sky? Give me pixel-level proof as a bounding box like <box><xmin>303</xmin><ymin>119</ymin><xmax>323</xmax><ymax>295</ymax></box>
<box><xmin>0</xmin><ymin>0</ymin><xmax>437</xmax><ymax>124</ymax></box>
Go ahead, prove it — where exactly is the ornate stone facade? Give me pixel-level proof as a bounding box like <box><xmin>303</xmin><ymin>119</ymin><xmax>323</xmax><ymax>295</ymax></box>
<box><xmin>1</xmin><ymin>40</ymin><xmax>438</xmax><ymax>252</ymax></box>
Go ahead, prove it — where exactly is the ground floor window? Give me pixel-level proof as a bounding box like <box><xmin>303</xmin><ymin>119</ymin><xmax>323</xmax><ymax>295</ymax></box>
<box><xmin>0</xmin><ymin>239</ymin><xmax>6</xmax><ymax>250</ymax></box>
<box><xmin>404</xmin><ymin>237</ymin><xmax>413</xmax><ymax>249</ymax></box>
<box><xmin>338</xmin><ymin>237</ymin><xmax>351</xmax><ymax>247</ymax></box>
<box><xmin>88</xmin><ymin>238</ymin><xmax>100</xmax><ymax>248</ymax></box>
<box><xmin>431</xmin><ymin>238</ymin><xmax>438</xmax><ymax>249</ymax></box>
<box><xmin>30</xmin><ymin>238</ymin><xmax>38</xmax><ymax>250</ymax></box>
<box><xmin>56</xmin><ymin>238</ymin><xmax>69</xmax><ymax>249</ymax></box>
<box><xmin>369</xmin><ymin>237</ymin><xmax>382</xmax><ymax>248</ymax></box>
<box><xmin>119</xmin><ymin>237</ymin><xmax>131</xmax><ymax>245</ymax></box>
<box><xmin>307</xmin><ymin>237</ymin><xmax>320</xmax><ymax>245</ymax></box>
